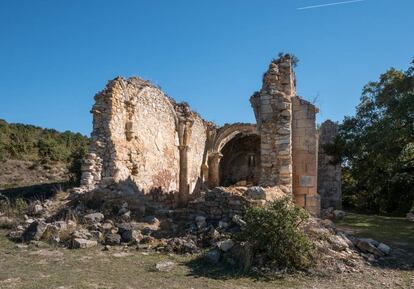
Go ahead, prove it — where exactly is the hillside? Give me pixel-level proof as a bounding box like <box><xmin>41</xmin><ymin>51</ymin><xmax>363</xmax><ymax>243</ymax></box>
<box><xmin>0</xmin><ymin>119</ymin><xmax>89</xmax><ymax>190</ymax></box>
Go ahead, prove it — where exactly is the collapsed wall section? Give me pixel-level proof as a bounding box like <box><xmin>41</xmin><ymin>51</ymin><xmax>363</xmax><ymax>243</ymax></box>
<box><xmin>292</xmin><ymin>97</ymin><xmax>320</xmax><ymax>215</ymax></box>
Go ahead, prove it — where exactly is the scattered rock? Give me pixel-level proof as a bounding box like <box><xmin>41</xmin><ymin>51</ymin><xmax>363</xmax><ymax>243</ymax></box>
<box><xmin>121</xmin><ymin>211</ymin><xmax>131</xmax><ymax>221</ymax></box>
<box><xmin>121</xmin><ymin>229</ymin><xmax>143</xmax><ymax>244</ymax></box>
<box><xmin>333</xmin><ymin>210</ymin><xmax>346</xmax><ymax>220</ymax></box>
<box><xmin>118</xmin><ymin>202</ymin><xmax>129</xmax><ymax>215</ymax></box>
<box><xmin>218</xmin><ymin>239</ymin><xmax>235</xmax><ymax>252</ymax></box>
<box><xmin>245</xmin><ymin>186</ymin><xmax>266</xmax><ymax>200</ymax></box>
<box><xmin>218</xmin><ymin>221</ymin><xmax>229</xmax><ymax>229</ymax></box>
<box><xmin>321</xmin><ymin>219</ymin><xmax>335</xmax><ymax>228</ymax></box>
<box><xmin>72</xmin><ymin>229</ymin><xmax>93</xmax><ymax>240</ymax></box>
<box><xmin>358</xmin><ymin>238</ymin><xmax>380</xmax><ymax>247</ymax></box>
<box><xmin>377</xmin><ymin>243</ymin><xmax>391</xmax><ymax>255</ymax></box>
<box><xmin>229</xmin><ymin>242</ymin><xmax>253</xmax><ymax>273</ymax></box>
<box><xmin>182</xmin><ymin>239</ymin><xmax>198</xmax><ymax>254</ymax></box>
<box><xmin>337</xmin><ymin>232</ymin><xmax>354</xmax><ymax>247</ymax></box>
<box><xmin>155</xmin><ymin>260</ymin><xmax>175</xmax><ymax>272</ymax></box>
<box><xmin>116</xmin><ymin>222</ymin><xmax>133</xmax><ymax>234</ymax></box>
<box><xmin>72</xmin><ymin>238</ymin><xmax>98</xmax><ymax>249</ymax></box>
<box><xmin>329</xmin><ymin>235</ymin><xmax>349</xmax><ymax>251</ymax></box>
<box><xmin>101</xmin><ymin>222</ymin><xmax>113</xmax><ymax>233</ymax></box>
<box><xmin>207</xmin><ymin>227</ymin><xmax>220</xmax><ymax>241</ymax></box>
<box><xmin>90</xmin><ymin>230</ymin><xmax>104</xmax><ymax>241</ymax></box>
<box><xmin>15</xmin><ymin>244</ymin><xmax>28</xmax><ymax>249</ymax></box>
<box><xmin>356</xmin><ymin>239</ymin><xmax>384</xmax><ymax>258</ymax></box>
<box><xmin>205</xmin><ymin>248</ymin><xmax>221</xmax><ymax>264</ymax></box>
<box><xmin>84</xmin><ymin>212</ymin><xmax>104</xmax><ymax>224</ymax></box>
<box><xmin>0</xmin><ymin>216</ymin><xmax>16</xmax><ymax>228</ymax></box>
<box><xmin>144</xmin><ymin>216</ymin><xmax>160</xmax><ymax>227</ymax></box>
<box><xmin>22</xmin><ymin>220</ymin><xmax>47</xmax><ymax>242</ymax></box>
<box><xmin>105</xmin><ymin>233</ymin><xmax>121</xmax><ymax>245</ymax></box>
<box><xmin>195</xmin><ymin>216</ymin><xmax>207</xmax><ymax>229</ymax></box>
<box><xmin>29</xmin><ymin>240</ymin><xmax>49</xmax><ymax>248</ymax></box>
<box><xmin>8</xmin><ymin>230</ymin><xmax>23</xmax><ymax>242</ymax></box>
<box><xmin>232</xmin><ymin>215</ymin><xmax>246</xmax><ymax>227</ymax></box>
<box><xmin>140</xmin><ymin>236</ymin><xmax>155</xmax><ymax>244</ymax></box>
<box><xmin>27</xmin><ymin>201</ymin><xmax>43</xmax><ymax>216</ymax></box>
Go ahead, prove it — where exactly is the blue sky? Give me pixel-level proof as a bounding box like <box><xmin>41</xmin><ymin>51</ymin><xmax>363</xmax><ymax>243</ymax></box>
<box><xmin>0</xmin><ymin>0</ymin><xmax>412</xmax><ymax>135</ymax></box>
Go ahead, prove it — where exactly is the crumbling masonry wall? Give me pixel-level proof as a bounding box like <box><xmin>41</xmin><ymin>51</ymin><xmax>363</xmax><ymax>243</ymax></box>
<box><xmin>250</xmin><ymin>56</ymin><xmax>295</xmax><ymax>193</ymax></box>
<box><xmin>81</xmin><ymin>77</ymin><xmax>209</xmax><ymax>205</ymax></box>
<box><xmin>292</xmin><ymin>97</ymin><xmax>320</xmax><ymax>215</ymax></box>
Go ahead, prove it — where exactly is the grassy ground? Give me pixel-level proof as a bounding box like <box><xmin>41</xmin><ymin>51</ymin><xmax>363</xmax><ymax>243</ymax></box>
<box><xmin>336</xmin><ymin>213</ymin><xmax>414</xmax><ymax>268</ymax></box>
<box><xmin>0</xmin><ymin>226</ymin><xmax>413</xmax><ymax>289</ymax></box>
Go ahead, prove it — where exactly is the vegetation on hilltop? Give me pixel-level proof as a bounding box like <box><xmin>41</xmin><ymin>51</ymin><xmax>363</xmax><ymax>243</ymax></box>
<box><xmin>0</xmin><ymin>120</ymin><xmax>89</xmax><ymax>185</ymax></box>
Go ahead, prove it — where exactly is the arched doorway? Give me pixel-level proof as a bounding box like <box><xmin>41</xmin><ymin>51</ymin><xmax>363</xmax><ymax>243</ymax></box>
<box><xmin>219</xmin><ymin>133</ymin><xmax>261</xmax><ymax>186</ymax></box>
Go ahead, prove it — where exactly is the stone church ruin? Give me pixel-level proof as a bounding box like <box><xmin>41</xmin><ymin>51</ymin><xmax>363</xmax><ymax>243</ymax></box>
<box><xmin>80</xmin><ymin>55</ymin><xmax>341</xmax><ymax>216</ymax></box>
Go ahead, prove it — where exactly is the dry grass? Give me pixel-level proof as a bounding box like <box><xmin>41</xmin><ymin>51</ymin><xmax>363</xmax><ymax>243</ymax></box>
<box><xmin>0</xmin><ymin>228</ymin><xmax>413</xmax><ymax>289</ymax></box>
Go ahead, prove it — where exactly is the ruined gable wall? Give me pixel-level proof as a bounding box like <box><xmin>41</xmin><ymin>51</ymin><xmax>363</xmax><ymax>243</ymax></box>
<box><xmin>83</xmin><ymin>77</ymin><xmax>181</xmax><ymax>194</ymax></box>
<box><xmin>82</xmin><ymin>77</ymin><xmax>209</xmax><ymax>202</ymax></box>
<box><xmin>292</xmin><ymin>97</ymin><xmax>320</xmax><ymax>216</ymax></box>
<box><xmin>120</xmin><ymin>78</ymin><xmax>181</xmax><ymax>193</ymax></box>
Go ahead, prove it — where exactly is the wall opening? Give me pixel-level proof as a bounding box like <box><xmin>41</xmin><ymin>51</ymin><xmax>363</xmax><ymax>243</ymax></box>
<box><xmin>219</xmin><ymin>134</ymin><xmax>261</xmax><ymax>186</ymax></box>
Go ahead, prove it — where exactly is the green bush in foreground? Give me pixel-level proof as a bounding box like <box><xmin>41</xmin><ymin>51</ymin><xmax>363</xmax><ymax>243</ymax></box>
<box><xmin>235</xmin><ymin>197</ymin><xmax>313</xmax><ymax>270</ymax></box>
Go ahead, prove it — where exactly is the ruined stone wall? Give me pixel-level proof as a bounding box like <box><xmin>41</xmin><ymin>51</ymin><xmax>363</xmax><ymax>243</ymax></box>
<box><xmin>82</xmin><ymin>55</ymin><xmax>326</xmax><ymax>215</ymax></box>
<box><xmin>82</xmin><ymin>77</ymin><xmax>209</xmax><ymax>203</ymax></box>
<box><xmin>250</xmin><ymin>56</ymin><xmax>295</xmax><ymax>193</ymax></box>
<box><xmin>292</xmin><ymin>97</ymin><xmax>320</xmax><ymax>216</ymax></box>
<box><xmin>318</xmin><ymin>120</ymin><xmax>342</xmax><ymax>209</ymax></box>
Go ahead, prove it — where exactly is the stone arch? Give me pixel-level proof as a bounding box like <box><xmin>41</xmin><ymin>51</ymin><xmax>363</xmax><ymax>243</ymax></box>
<box><xmin>212</xmin><ymin>123</ymin><xmax>258</xmax><ymax>153</ymax></box>
<box><xmin>208</xmin><ymin>124</ymin><xmax>260</xmax><ymax>187</ymax></box>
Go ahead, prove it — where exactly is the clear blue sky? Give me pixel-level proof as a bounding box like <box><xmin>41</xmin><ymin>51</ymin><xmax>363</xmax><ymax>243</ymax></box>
<box><xmin>0</xmin><ymin>0</ymin><xmax>412</xmax><ymax>135</ymax></box>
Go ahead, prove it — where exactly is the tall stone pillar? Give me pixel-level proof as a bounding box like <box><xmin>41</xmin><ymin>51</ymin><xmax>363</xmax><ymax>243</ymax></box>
<box><xmin>177</xmin><ymin>117</ymin><xmax>194</xmax><ymax>206</ymax></box>
<box><xmin>250</xmin><ymin>55</ymin><xmax>296</xmax><ymax>193</ymax></box>
<box><xmin>178</xmin><ymin>145</ymin><xmax>189</xmax><ymax>204</ymax></box>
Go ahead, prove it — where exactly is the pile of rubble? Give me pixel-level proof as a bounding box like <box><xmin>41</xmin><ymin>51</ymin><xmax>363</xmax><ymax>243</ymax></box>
<box><xmin>188</xmin><ymin>186</ymin><xmax>287</xmax><ymax>221</ymax></box>
<box><xmin>1</xmin><ymin>187</ymin><xmax>393</xmax><ymax>275</ymax></box>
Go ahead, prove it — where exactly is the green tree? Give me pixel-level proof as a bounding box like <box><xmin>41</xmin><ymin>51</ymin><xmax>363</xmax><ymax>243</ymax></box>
<box><xmin>338</xmin><ymin>60</ymin><xmax>414</xmax><ymax>214</ymax></box>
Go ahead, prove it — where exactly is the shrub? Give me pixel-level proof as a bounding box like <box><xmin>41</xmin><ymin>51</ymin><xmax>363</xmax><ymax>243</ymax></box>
<box><xmin>68</xmin><ymin>145</ymin><xmax>88</xmax><ymax>185</ymax></box>
<box><xmin>235</xmin><ymin>197</ymin><xmax>313</xmax><ymax>270</ymax></box>
<box><xmin>12</xmin><ymin>198</ymin><xmax>29</xmax><ymax>217</ymax></box>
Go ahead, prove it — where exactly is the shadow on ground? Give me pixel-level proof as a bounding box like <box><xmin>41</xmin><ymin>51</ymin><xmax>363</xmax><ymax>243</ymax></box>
<box><xmin>336</xmin><ymin>213</ymin><xmax>414</xmax><ymax>270</ymax></box>
<box><xmin>184</xmin><ymin>255</ymin><xmax>252</xmax><ymax>280</ymax></box>
<box><xmin>0</xmin><ymin>181</ymin><xmax>72</xmax><ymax>201</ymax></box>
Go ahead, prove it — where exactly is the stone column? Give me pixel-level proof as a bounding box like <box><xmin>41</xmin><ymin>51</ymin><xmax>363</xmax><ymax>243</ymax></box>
<box><xmin>208</xmin><ymin>152</ymin><xmax>223</xmax><ymax>188</ymax></box>
<box><xmin>178</xmin><ymin>145</ymin><xmax>189</xmax><ymax>205</ymax></box>
<box><xmin>177</xmin><ymin>117</ymin><xmax>194</xmax><ymax>206</ymax></box>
